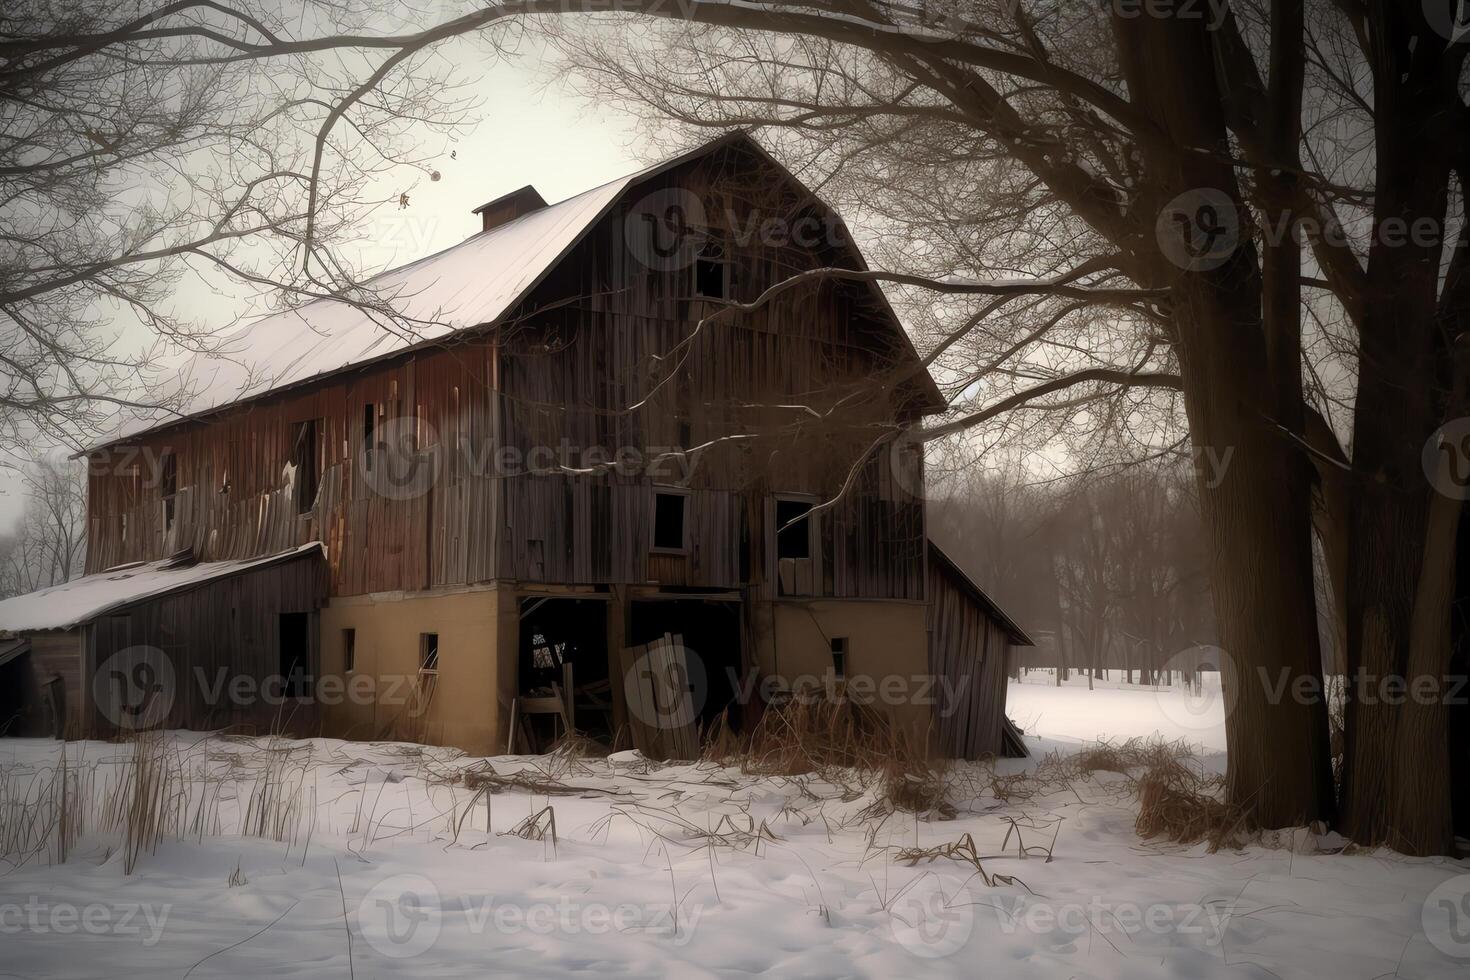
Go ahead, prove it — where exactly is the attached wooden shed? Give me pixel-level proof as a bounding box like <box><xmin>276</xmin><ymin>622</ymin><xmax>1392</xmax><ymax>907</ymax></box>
<box><xmin>0</xmin><ymin>544</ymin><xmax>327</xmax><ymax>738</ymax></box>
<box><xmin>927</xmin><ymin>540</ymin><xmax>1034</xmax><ymax>759</ymax></box>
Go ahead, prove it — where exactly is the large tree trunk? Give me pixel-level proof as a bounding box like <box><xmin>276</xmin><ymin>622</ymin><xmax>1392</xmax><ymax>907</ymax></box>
<box><xmin>1113</xmin><ymin>10</ymin><xmax>1335</xmax><ymax>827</ymax></box>
<box><xmin>1336</xmin><ymin>8</ymin><xmax>1460</xmax><ymax>855</ymax></box>
<box><xmin>1177</xmin><ymin>312</ymin><xmax>1336</xmax><ymax>827</ymax></box>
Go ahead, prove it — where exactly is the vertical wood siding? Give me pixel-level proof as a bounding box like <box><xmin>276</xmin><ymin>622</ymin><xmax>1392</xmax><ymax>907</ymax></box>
<box><xmin>928</xmin><ymin>551</ymin><xmax>1015</xmax><ymax>759</ymax></box>
<box><xmin>85</xmin><ymin>145</ymin><xmax>928</xmax><ymax>600</ymax></box>
<box><xmin>82</xmin><ymin>552</ymin><xmax>327</xmax><ymax>737</ymax></box>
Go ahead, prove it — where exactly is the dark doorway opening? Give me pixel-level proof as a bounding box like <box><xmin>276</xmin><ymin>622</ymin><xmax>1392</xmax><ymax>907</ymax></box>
<box><xmin>630</xmin><ymin>599</ymin><xmax>743</xmax><ymax>736</ymax></box>
<box><xmin>518</xmin><ymin>597</ymin><xmax>611</xmax><ymax>744</ymax></box>
<box><xmin>0</xmin><ymin>644</ymin><xmax>36</xmax><ymax>736</ymax></box>
<box><xmin>278</xmin><ymin>612</ymin><xmax>311</xmax><ymax>698</ymax></box>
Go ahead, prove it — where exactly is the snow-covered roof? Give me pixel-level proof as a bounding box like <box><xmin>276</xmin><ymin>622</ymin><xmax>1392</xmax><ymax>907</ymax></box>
<box><xmin>87</xmin><ymin>170</ymin><xmax>634</xmax><ymax>451</ymax></box>
<box><xmin>88</xmin><ymin>132</ymin><xmax>942</xmax><ymax>452</ymax></box>
<box><xmin>0</xmin><ymin>543</ymin><xmax>324</xmax><ymax>633</ymax></box>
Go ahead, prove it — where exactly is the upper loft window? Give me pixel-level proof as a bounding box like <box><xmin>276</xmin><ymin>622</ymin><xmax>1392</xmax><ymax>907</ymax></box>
<box><xmin>160</xmin><ymin>452</ymin><xmax>177</xmax><ymax>531</ymax></box>
<box><xmin>695</xmin><ymin>242</ymin><xmax>730</xmax><ymax>299</ymax></box>
<box><xmin>292</xmin><ymin>420</ymin><xmax>320</xmax><ymax>515</ymax></box>
<box><xmin>652</xmin><ymin>488</ymin><xmax>690</xmax><ymax>554</ymax></box>
<box><xmin>775</xmin><ymin>497</ymin><xmax>815</xmax><ymax>561</ymax></box>
<box><xmin>362</xmin><ymin>403</ymin><xmax>377</xmax><ymax>472</ymax></box>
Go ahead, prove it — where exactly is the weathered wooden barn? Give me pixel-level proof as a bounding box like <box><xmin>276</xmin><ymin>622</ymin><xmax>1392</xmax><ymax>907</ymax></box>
<box><xmin>1</xmin><ymin>132</ymin><xmax>1030</xmax><ymax>757</ymax></box>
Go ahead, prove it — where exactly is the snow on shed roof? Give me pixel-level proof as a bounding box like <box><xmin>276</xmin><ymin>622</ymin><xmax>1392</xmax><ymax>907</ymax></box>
<box><xmin>88</xmin><ymin>131</ymin><xmax>942</xmax><ymax>452</ymax></box>
<box><xmin>0</xmin><ymin>543</ymin><xmax>324</xmax><ymax>633</ymax></box>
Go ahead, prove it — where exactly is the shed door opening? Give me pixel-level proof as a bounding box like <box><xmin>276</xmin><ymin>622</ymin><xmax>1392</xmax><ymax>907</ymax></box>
<box><xmin>279</xmin><ymin>612</ymin><xmax>312</xmax><ymax>698</ymax></box>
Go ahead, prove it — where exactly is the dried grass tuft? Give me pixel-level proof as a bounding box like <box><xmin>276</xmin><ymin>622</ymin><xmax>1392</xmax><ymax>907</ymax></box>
<box><xmin>504</xmin><ymin>804</ymin><xmax>557</xmax><ymax>847</ymax></box>
<box><xmin>701</xmin><ymin>696</ymin><xmax>929</xmax><ymax>774</ymax></box>
<box><xmin>876</xmin><ymin>759</ymin><xmax>956</xmax><ymax>819</ymax></box>
<box><xmin>1073</xmin><ymin>737</ymin><xmax>1193</xmax><ymax>777</ymax></box>
<box><xmin>1133</xmin><ymin>759</ymin><xmax>1247</xmax><ymax>851</ymax></box>
<box><xmin>896</xmin><ymin>832</ymin><xmax>1031</xmax><ymax>889</ymax></box>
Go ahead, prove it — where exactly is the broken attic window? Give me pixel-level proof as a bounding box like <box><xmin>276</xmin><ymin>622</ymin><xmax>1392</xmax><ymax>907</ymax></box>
<box><xmin>695</xmin><ymin>242</ymin><xmax>729</xmax><ymax>299</ymax></box>
<box><xmin>362</xmin><ymin>403</ymin><xmax>376</xmax><ymax>472</ymax></box>
<box><xmin>160</xmin><ymin>452</ymin><xmax>177</xmax><ymax>531</ymax></box>
<box><xmin>293</xmin><ymin>420</ymin><xmax>320</xmax><ymax>514</ymax></box>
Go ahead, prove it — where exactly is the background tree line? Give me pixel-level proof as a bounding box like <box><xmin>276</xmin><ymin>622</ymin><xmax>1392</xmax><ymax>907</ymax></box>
<box><xmin>930</xmin><ymin>460</ymin><xmax>1218</xmax><ymax>686</ymax></box>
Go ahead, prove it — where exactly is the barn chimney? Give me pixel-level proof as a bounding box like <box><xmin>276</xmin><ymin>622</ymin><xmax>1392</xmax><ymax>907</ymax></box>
<box><xmin>471</xmin><ymin>185</ymin><xmax>548</xmax><ymax>233</ymax></box>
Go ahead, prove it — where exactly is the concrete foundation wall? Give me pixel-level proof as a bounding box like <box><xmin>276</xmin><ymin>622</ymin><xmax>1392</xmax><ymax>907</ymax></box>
<box><xmin>319</xmin><ymin>585</ymin><xmax>517</xmax><ymax>756</ymax></box>
<box><xmin>749</xmin><ymin>598</ymin><xmax>932</xmax><ymax>737</ymax></box>
<box><xmin>316</xmin><ymin>589</ymin><xmax>939</xmax><ymax>757</ymax></box>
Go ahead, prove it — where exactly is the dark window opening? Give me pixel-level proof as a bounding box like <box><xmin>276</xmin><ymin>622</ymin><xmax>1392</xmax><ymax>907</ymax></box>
<box><xmin>293</xmin><ymin>420</ymin><xmax>320</xmax><ymax>514</ymax></box>
<box><xmin>343</xmin><ymin>628</ymin><xmax>356</xmax><ymax>673</ymax></box>
<box><xmin>775</xmin><ymin>498</ymin><xmax>814</xmax><ymax>561</ymax></box>
<box><xmin>160</xmin><ymin>452</ymin><xmax>177</xmax><ymax>531</ymax></box>
<box><xmin>279</xmin><ymin>613</ymin><xmax>311</xmax><ymax>698</ymax></box>
<box><xmin>831</xmin><ymin>637</ymin><xmax>848</xmax><ymax>680</ymax></box>
<box><xmin>653</xmin><ymin>490</ymin><xmax>688</xmax><ymax>552</ymax></box>
<box><xmin>695</xmin><ymin>243</ymin><xmax>728</xmax><ymax>299</ymax></box>
<box><xmin>362</xmin><ymin>404</ymin><xmax>376</xmax><ymax>472</ymax></box>
<box><xmin>419</xmin><ymin>632</ymin><xmax>439</xmax><ymax>673</ymax></box>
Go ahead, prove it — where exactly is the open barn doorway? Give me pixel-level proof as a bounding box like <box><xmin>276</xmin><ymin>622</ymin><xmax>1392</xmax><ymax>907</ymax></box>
<box><xmin>0</xmin><ymin>641</ymin><xmax>36</xmax><ymax>736</ymax></box>
<box><xmin>630</xmin><ymin>599</ymin><xmax>743</xmax><ymax>737</ymax></box>
<box><xmin>517</xmin><ymin>597</ymin><xmax>611</xmax><ymax>748</ymax></box>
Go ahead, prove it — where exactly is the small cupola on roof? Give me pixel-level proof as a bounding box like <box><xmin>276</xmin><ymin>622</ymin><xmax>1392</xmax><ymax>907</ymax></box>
<box><xmin>472</xmin><ymin>185</ymin><xmax>548</xmax><ymax>232</ymax></box>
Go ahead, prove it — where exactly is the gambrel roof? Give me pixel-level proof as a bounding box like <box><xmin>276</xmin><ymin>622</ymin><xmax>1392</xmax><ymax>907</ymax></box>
<box><xmin>90</xmin><ymin>132</ymin><xmax>944</xmax><ymax>452</ymax></box>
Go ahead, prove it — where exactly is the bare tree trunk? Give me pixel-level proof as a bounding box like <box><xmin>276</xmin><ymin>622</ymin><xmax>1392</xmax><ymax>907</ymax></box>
<box><xmin>1113</xmin><ymin>8</ymin><xmax>1335</xmax><ymax>828</ymax></box>
<box><xmin>1337</xmin><ymin>13</ymin><xmax>1461</xmax><ymax>852</ymax></box>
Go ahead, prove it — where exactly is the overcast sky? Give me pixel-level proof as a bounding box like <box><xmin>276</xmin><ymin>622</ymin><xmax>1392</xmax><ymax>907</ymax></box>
<box><xmin>0</xmin><ymin>38</ymin><xmax>648</xmax><ymax>530</ymax></box>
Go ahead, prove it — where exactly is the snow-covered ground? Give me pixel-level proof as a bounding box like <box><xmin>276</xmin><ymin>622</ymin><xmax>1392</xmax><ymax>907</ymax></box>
<box><xmin>2</xmin><ymin>683</ymin><xmax>1468</xmax><ymax>979</ymax></box>
<box><xmin>1008</xmin><ymin>671</ymin><xmax>1230</xmax><ymax>753</ymax></box>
